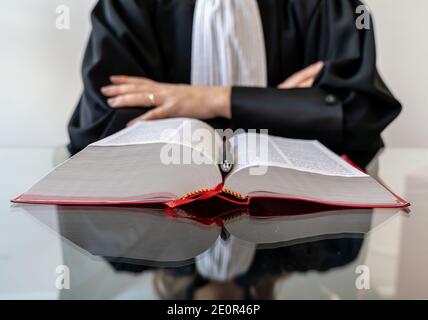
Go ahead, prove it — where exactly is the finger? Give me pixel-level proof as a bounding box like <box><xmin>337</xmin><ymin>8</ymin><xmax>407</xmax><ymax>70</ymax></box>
<box><xmin>277</xmin><ymin>78</ymin><xmax>298</xmax><ymax>89</ymax></box>
<box><xmin>309</xmin><ymin>61</ymin><xmax>324</xmax><ymax>77</ymax></box>
<box><xmin>108</xmin><ymin>93</ymin><xmax>157</xmax><ymax>108</ymax></box>
<box><xmin>277</xmin><ymin>61</ymin><xmax>324</xmax><ymax>89</ymax></box>
<box><xmin>127</xmin><ymin>105</ymin><xmax>172</xmax><ymax>125</ymax></box>
<box><xmin>101</xmin><ymin>84</ymin><xmax>149</xmax><ymax>97</ymax></box>
<box><xmin>282</xmin><ymin>76</ymin><xmax>315</xmax><ymax>90</ymax></box>
<box><xmin>277</xmin><ymin>62</ymin><xmax>322</xmax><ymax>89</ymax></box>
<box><xmin>295</xmin><ymin>61</ymin><xmax>324</xmax><ymax>80</ymax></box>
<box><xmin>139</xmin><ymin>105</ymin><xmax>172</xmax><ymax>121</ymax></box>
<box><xmin>110</xmin><ymin>75</ymin><xmax>156</xmax><ymax>85</ymax></box>
<box><xmin>127</xmin><ymin>115</ymin><xmax>145</xmax><ymax>127</ymax></box>
<box><xmin>297</xmin><ymin>77</ymin><xmax>315</xmax><ymax>88</ymax></box>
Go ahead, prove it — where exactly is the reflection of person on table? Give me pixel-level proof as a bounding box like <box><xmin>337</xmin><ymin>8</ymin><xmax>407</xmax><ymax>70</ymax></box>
<box><xmin>151</xmin><ymin>237</ymin><xmax>364</xmax><ymax>300</ymax></box>
<box><xmin>69</xmin><ymin>0</ymin><xmax>401</xmax><ymax>168</ymax></box>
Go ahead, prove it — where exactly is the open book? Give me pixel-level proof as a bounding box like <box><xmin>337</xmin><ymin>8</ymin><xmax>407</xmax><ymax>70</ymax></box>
<box><xmin>12</xmin><ymin>118</ymin><xmax>408</xmax><ymax>208</ymax></box>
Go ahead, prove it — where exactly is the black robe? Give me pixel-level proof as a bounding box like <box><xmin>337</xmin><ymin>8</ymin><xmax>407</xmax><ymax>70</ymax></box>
<box><xmin>68</xmin><ymin>0</ymin><xmax>402</xmax><ymax>168</ymax></box>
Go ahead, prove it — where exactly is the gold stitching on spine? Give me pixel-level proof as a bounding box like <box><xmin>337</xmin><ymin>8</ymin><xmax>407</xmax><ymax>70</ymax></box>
<box><xmin>179</xmin><ymin>188</ymin><xmax>247</xmax><ymax>201</ymax></box>
<box><xmin>222</xmin><ymin>188</ymin><xmax>247</xmax><ymax>200</ymax></box>
<box><xmin>180</xmin><ymin>188</ymin><xmax>211</xmax><ymax>200</ymax></box>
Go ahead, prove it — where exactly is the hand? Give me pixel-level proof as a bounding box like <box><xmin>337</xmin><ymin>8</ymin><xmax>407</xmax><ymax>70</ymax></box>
<box><xmin>277</xmin><ymin>61</ymin><xmax>324</xmax><ymax>89</ymax></box>
<box><xmin>101</xmin><ymin>76</ymin><xmax>231</xmax><ymax>126</ymax></box>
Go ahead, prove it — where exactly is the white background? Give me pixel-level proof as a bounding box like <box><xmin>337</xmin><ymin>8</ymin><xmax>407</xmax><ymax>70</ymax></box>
<box><xmin>0</xmin><ymin>0</ymin><xmax>427</xmax><ymax>147</ymax></box>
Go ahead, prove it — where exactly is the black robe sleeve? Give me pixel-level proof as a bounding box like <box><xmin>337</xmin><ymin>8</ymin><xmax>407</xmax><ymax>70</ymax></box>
<box><xmin>231</xmin><ymin>0</ymin><xmax>402</xmax><ymax>167</ymax></box>
<box><xmin>68</xmin><ymin>0</ymin><xmax>162</xmax><ymax>154</ymax></box>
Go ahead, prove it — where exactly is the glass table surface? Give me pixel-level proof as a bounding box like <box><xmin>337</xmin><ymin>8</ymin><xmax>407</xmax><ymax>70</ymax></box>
<box><xmin>1</xmin><ymin>146</ymin><xmax>428</xmax><ymax>300</ymax></box>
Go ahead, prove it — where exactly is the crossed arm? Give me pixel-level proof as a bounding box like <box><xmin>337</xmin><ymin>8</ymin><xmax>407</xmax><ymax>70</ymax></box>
<box><xmin>101</xmin><ymin>62</ymin><xmax>324</xmax><ymax>126</ymax></box>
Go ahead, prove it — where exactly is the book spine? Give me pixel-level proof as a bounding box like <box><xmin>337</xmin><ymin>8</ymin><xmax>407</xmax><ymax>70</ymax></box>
<box><xmin>220</xmin><ymin>138</ymin><xmax>234</xmax><ymax>173</ymax></box>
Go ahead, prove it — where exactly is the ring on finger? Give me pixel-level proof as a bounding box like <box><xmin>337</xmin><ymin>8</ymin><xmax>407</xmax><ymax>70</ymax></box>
<box><xmin>148</xmin><ymin>93</ymin><xmax>155</xmax><ymax>106</ymax></box>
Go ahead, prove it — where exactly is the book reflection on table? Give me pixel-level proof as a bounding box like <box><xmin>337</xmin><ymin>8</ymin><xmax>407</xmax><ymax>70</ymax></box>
<box><xmin>13</xmin><ymin>198</ymin><xmax>399</xmax><ymax>266</ymax></box>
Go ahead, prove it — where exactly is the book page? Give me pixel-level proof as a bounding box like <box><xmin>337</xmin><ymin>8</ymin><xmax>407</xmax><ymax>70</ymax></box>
<box><xmin>92</xmin><ymin>118</ymin><xmax>223</xmax><ymax>164</ymax></box>
<box><xmin>230</xmin><ymin>133</ymin><xmax>367</xmax><ymax>177</ymax></box>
